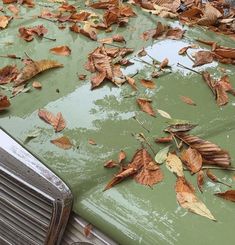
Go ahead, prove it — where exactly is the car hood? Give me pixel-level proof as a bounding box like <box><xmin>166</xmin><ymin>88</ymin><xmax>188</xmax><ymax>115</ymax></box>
<box><xmin>1</xmin><ymin>1</ymin><xmax>235</xmax><ymax>245</ymax></box>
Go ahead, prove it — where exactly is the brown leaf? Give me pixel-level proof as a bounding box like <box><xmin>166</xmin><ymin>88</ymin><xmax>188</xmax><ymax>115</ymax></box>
<box><xmin>112</xmin><ymin>34</ymin><xmax>125</xmax><ymax>43</ymax></box>
<box><xmin>118</xmin><ymin>150</ymin><xmax>126</xmax><ymax>164</ymax></box>
<box><xmin>53</xmin><ymin>112</ymin><xmax>66</xmax><ymax>132</ymax></box>
<box><xmin>89</xmin><ymin>0</ymin><xmax>118</xmax><ymax>9</ymax></box>
<box><xmin>140</xmin><ymin>79</ymin><xmax>156</xmax><ymax>89</ymax></box>
<box><xmin>88</xmin><ymin>139</ymin><xmax>96</xmax><ymax>145</ymax></box>
<box><xmin>155</xmin><ymin>135</ymin><xmax>172</xmax><ymax>143</ymax></box>
<box><xmin>197</xmin><ymin>170</ymin><xmax>204</xmax><ymax>193</ymax></box>
<box><xmin>50</xmin><ymin>45</ymin><xmax>71</xmax><ymax>56</ymax></box>
<box><xmin>0</xmin><ymin>65</ymin><xmax>19</xmax><ymax>84</ymax></box>
<box><xmin>174</xmin><ymin>133</ymin><xmax>231</xmax><ymax>167</ymax></box>
<box><xmin>84</xmin><ymin>224</ymin><xmax>93</xmax><ymax>237</ymax></box>
<box><xmin>181</xmin><ymin>147</ymin><xmax>202</xmax><ymax>174</ymax></box>
<box><xmin>78</xmin><ymin>74</ymin><xmax>86</xmax><ymax>80</ymax></box>
<box><xmin>137</xmin><ymin>98</ymin><xmax>156</xmax><ymax>117</ymax></box>
<box><xmin>91</xmin><ymin>71</ymin><xmax>106</xmax><ymax>89</ymax></box>
<box><xmin>8</xmin><ymin>4</ymin><xmax>19</xmax><ymax>15</ymax></box>
<box><xmin>38</xmin><ymin>109</ymin><xmax>56</xmax><ymax>126</ymax></box>
<box><xmin>175</xmin><ymin>176</ymin><xmax>216</xmax><ymax>220</ymax></box>
<box><xmin>165</xmin><ymin>123</ymin><xmax>197</xmax><ymax>133</ymax></box>
<box><xmin>14</xmin><ymin>59</ymin><xmax>63</xmax><ymax>86</ymax></box>
<box><xmin>0</xmin><ymin>94</ymin><xmax>11</xmax><ymax>111</ymax></box>
<box><xmin>0</xmin><ymin>15</ymin><xmax>11</xmax><ymax>29</ymax></box>
<box><xmin>19</xmin><ymin>25</ymin><xmax>48</xmax><ymax>42</ymax></box>
<box><xmin>138</xmin><ymin>48</ymin><xmax>147</xmax><ymax>57</ymax></box>
<box><xmin>178</xmin><ymin>45</ymin><xmax>195</xmax><ymax>55</ymax></box>
<box><xmin>215</xmin><ymin>190</ymin><xmax>235</xmax><ymax>202</ymax></box>
<box><xmin>126</xmin><ymin>76</ymin><xmax>137</xmax><ymax>90</ymax></box>
<box><xmin>104</xmin><ymin>159</ymin><xmax>118</xmax><ymax>168</ymax></box>
<box><xmin>166</xmin><ymin>153</ymin><xmax>184</xmax><ymax>177</ymax></box>
<box><xmin>32</xmin><ymin>81</ymin><xmax>42</xmax><ymax>89</ymax></box>
<box><xmin>206</xmin><ymin>169</ymin><xmax>231</xmax><ymax>187</ymax></box>
<box><xmin>180</xmin><ymin>96</ymin><xmax>196</xmax><ymax>106</ymax></box>
<box><xmin>193</xmin><ymin>51</ymin><xmax>214</xmax><ymax>67</ymax></box>
<box><xmin>50</xmin><ymin>136</ymin><xmax>73</xmax><ymax>150</ymax></box>
<box><xmin>70</xmin><ymin>24</ymin><xmax>97</xmax><ymax>41</ymax></box>
<box><xmin>160</xmin><ymin>58</ymin><xmax>169</xmax><ymax>69</ymax></box>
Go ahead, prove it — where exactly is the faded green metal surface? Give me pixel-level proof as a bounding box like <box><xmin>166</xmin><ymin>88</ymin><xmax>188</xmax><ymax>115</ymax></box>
<box><xmin>1</xmin><ymin>1</ymin><xmax>235</xmax><ymax>244</ymax></box>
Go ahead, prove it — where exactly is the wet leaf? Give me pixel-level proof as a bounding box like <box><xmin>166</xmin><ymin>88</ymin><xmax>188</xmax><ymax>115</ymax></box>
<box><xmin>51</xmin><ymin>136</ymin><xmax>73</xmax><ymax>150</ymax></box>
<box><xmin>118</xmin><ymin>150</ymin><xmax>126</xmax><ymax>164</ymax></box>
<box><xmin>180</xmin><ymin>96</ymin><xmax>196</xmax><ymax>106</ymax></box>
<box><xmin>14</xmin><ymin>59</ymin><xmax>63</xmax><ymax>86</ymax></box>
<box><xmin>88</xmin><ymin>139</ymin><xmax>96</xmax><ymax>145</ymax></box>
<box><xmin>137</xmin><ymin>98</ymin><xmax>156</xmax><ymax>117</ymax></box>
<box><xmin>175</xmin><ymin>176</ymin><xmax>216</xmax><ymax>221</ymax></box>
<box><xmin>104</xmin><ymin>159</ymin><xmax>118</xmax><ymax>168</ymax></box>
<box><xmin>174</xmin><ymin>133</ymin><xmax>231</xmax><ymax>167</ymax></box>
<box><xmin>84</xmin><ymin>224</ymin><xmax>93</xmax><ymax>237</ymax></box>
<box><xmin>154</xmin><ymin>146</ymin><xmax>170</xmax><ymax>164</ymax></box>
<box><xmin>166</xmin><ymin>152</ymin><xmax>184</xmax><ymax>177</ymax></box>
<box><xmin>50</xmin><ymin>45</ymin><xmax>71</xmax><ymax>56</ymax></box>
<box><xmin>193</xmin><ymin>51</ymin><xmax>214</xmax><ymax>67</ymax></box>
<box><xmin>0</xmin><ymin>94</ymin><xmax>10</xmax><ymax>111</ymax></box>
<box><xmin>157</xmin><ymin>109</ymin><xmax>171</xmax><ymax>119</ymax></box>
<box><xmin>197</xmin><ymin>170</ymin><xmax>204</xmax><ymax>193</ymax></box>
<box><xmin>140</xmin><ymin>79</ymin><xmax>155</xmax><ymax>89</ymax></box>
<box><xmin>32</xmin><ymin>81</ymin><xmax>42</xmax><ymax>89</ymax></box>
<box><xmin>0</xmin><ymin>65</ymin><xmax>19</xmax><ymax>84</ymax></box>
<box><xmin>181</xmin><ymin>147</ymin><xmax>202</xmax><ymax>174</ymax></box>
<box><xmin>215</xmin><ymin>190</ymin><xmax>235</xmax><ymax>202</ymax></box>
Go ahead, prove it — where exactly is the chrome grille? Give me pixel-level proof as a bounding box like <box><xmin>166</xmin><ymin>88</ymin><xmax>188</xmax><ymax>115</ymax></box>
<box><xmin>0</xmin><ymin>128</ymin><xmax>73</xmax><ymax>245</ymax></box>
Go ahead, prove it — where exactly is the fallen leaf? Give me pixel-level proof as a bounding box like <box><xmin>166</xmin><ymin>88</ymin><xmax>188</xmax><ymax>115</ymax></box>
<box><xmin>0</xmin><ymin>15</ymin><xmax>11</xmax><ymax>29</ymax></box>
<box><xmin>155</xmin><ymin>135</ymin><xmax>173</xmax><ymax>143</ymax></box>
<box><xmin>154</xmin><ymin>146</ymin><xmax>170</xmax><ymax>164</ymax></box>
<box><xmin>137</xmin><ymin>98</ymin><xmax>156</xmax><ymax>117</ymax></box>
<box><xmin>78</xmin><ymin>74</ymin><xmax>86</xmax><ymax>80</ymax></box>
<box><xmin>104</xmin><ymin>159</ymin><xmax>118</xmax><ymax>168</ymax></box>
<box><xmin>138</xmin><ymin>48</ymin><xmax>147</xmax><ymax>57</ymax></box>
<box><xmin>0</xmin><ymin>65</ymin><xmax>19</xmax><ymax>84</ymax></box>
<box><xmin>193</xmin><ymin>51</ymin><xmax>214</xmax><ymax>67</ymax></box>
<box><xmin>112</xmin><ymin>34</ymin><xmax>125</xmax><ymax>43</ymax></box>
<box><xmin>50</xmin><ymin>45</ymin><xmax>71</xmax><ymax>56</ymax></box>
<box><xmin>38</xmin><ymin>109</ymin><xmax>56</xmax><ymax>126</ymax></box>
<box><xmin>157</xmin><ymin>109</ymin><xmax>172</xmax><ymax>119</ymax></box>
<box><xmin>70</xmin><ymin>24</ymin><xmax>97</xmax><ymax>41</ymax></box>
<box><xmin>126</xmin><ymin>76</ymin><xmax>137</xmax><ymax>90</ymax></box>
<box><xmin>88</xmin><ymin>139</ymin><xmax>96</xmax><ymax>145</ymax></box>
<box><xmin>160</xmin><ymin>58</ymin><xmax>169</xmax><ymax>69</ymax></box>
<box><xmin>84</xmin><ymin>224</ymin><xmax>93</xmax><ymax>237</ymax></box>
<box><xmin>0</xmin><ymin>94</ymin><xmax>10</xmax><ymax>111</ymax></box>
<box><xmin>140</xmin><ymin>79</ymin><xmax>156</xmax><ymax>89</ymax></box>
<box><xmin>51</xmin><ymin>136</ymin><xmax>73</xmax><ymax>149</ymax></box>
<box><xmin>165</xmin><ymin>123</ymin><xmax>197</xmax><ymax>133</ymax></box>
<box><xmin>174</xmin><ymin>133</ymin><xmax>231</xmax><ymax>167</ymax></box>
<box><xmin>166</xmin><ymin>152</ymin><xmax>184</xmax><ymax>177</ymax></box>
<box><xmin>215</xmin><ymin>190</ymin><xmax>235</xmax><ymax>202</ymax></box>
<box><xmin>206</xmin><ymin>169</ymin><xmax>231</xmax><ymax>187</ymax></box>
<box><xmin>197</xmin><ymin>170</ymin><xmax>204</xmax><ymax>193</ymax></box>
<box><xmin>180</xmin><ymin>96</ymin><xmax>196</xmax><ymax>106</ymax></box>
<box><xmin>118</xmin><ymin>150</ymin><xmax>126</xmax><ymax>163</ymax></box>
<box><xmin>175</xmin><ymin>176</ymin><xmax>216</xmax><ymax>221</ymax></box>
<box><xmin>181</xmin><ymin>147</ymin><xmax>202</xmax><ymax>174</ymax></box>
<box><xmin>19</xmin><ymin>25</ymin><xmax>48</xmax><ymax>42</ymax></box>
<box><xmin>32</xmin><ymin>81</ymin><xmax>42</xmax><ymax>89</ymax></box>
<box><xmin>14</xmin><ymin>59</ymin><xmax>63</xmax><ymax>86</ymax></box>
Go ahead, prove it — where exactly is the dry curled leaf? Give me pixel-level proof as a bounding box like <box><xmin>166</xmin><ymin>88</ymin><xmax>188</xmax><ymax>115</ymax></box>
<box><xmin>180</xmin><ymin>96</ymin><xmax>196</xmax><ymax>106</ymax></box>
<box><xmin>181</xmin><ymin>147</ymin><xmax>202</xmax><ymax>174</ymax></box>
<box><xmin>32</xmin><ymin>81</ymin><xmax>42</xmax><ymax>89</ymax></box>
<box><xmin>137</xmin><ymin>98</ymin><xmax>156</xmax><ymax>117</ymax></box>
<box><xmin>166</xmin><ymin>153</ymin><xmax>184</xmax><ymax>177</ymax></box>
<box><xmin>0</xmin><ymin>94</ymin><xmax>10</xmax><ymax>111</ymax></box>
<box><xmin>174</xmin><ymin>133</ymin><xmax>231</xmax><ymax>167</ymax></box>
<box><xmin>140</xmin><ymin>79</ymin><xmax>155</xmax><ymax>89</ymax></box>
<box><xmin>155</xmin><ymin>135</ymin><xmax>172</xmax><ymax>143</ymax></box>
<box><xmin>0</xmin><ymin>65</ymin><xmax>19</xmax><ymax>84</ymax></box>
<box><xmin>175</xmin><ymin>176</ymin><xmax>216</xmax><ymax>221</ymax></box>
<box><xmin>14</xmin><ymin>59</ymin><xmax>63</xmax><ymax>86</ymax></box>
<box><xmin>84</xmin><ymin>224</ymin><xmax>93</xmax><ymax>237</ymax></box>
<box><xmin>197</xmin><ymin>170</ymin><xmax>204</xmax><ymax>193</ymax></box>
<box><xmin>160</xmin><ymin>58</ymin><xmax>169</xmax><ymax>69</ymax></box>
<box><xmin>51</xmin><ymin>136</ymin><xmax>73</xmax><ymax>150</ymax></box>
<box><xmin>193</xmin><ymin>51</ymin><xmax>214</xmax><ymax>67</ymax></box>
<box><xmin>50</xmin><ymin>45</ymin><xmax>71</xmax><ymax>56</ymax></box>
<box><xmin>88</xmin><ymin>139</ymin><xmax>96</xmax><ymax>145</ymax></box>
<box><xmin>215</xmin><ymin>190</ymin><xmax>235</xmax><ymax>202</ymax></box>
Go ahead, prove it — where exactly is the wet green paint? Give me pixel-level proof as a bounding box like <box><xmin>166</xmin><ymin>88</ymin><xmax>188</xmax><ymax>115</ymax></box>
<box><xmin>1</xmin><ymin>1</ymin><xmax>235</xmax><ymax>244</ymax></box>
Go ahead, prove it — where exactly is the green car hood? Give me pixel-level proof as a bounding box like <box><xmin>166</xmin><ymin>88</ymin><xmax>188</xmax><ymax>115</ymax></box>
<box><xmin>1</xmin><ymin>1</ymin><xmax>235</xmax><ymax>244</ymax></box>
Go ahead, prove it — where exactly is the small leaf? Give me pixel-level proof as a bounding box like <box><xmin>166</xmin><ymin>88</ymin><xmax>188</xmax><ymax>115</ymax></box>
<box><xmin>180</xmin><ymin>96</ymin><xmax>196</xmax><ymax>106</ymax></box>
<box><xmin>50</xmin><ymin>45</ymin><xmax>71</xmax><ymax>56</ymax></box>
<box><xmin>51</xmin><ymin>136</ymin><xmax>73</xmax><ymax>149</ymax></box>
<box><xmin>197</xmin><ymin>170</ymin><xmax>204</xmax><ymax>193</ymax></box>
<box><xmin>32</xmin><ymin>81</ymin><xmax>42</xmax><ymax>89</ymax></box>
<box><xmin>88</xmin><ymin>139</ymin><xmax>97</xmax><ymax>145</ymax></box>
<box><xmin>138</xmin><ymin>48</ymin><xmax>147</xmax><ymax>57</ymax></box>
<box><xmin>118</xmin><ymin>150</ymin><xmax>126</xmax><ymax>163</ymax></box>
<box><xmin>0</xmin><ymin>94</ymin><xmax>11</xmax><ymax>111</ymax></box>
<box><xmin>154</xmin><ymin>146</ymin><xmax>170</xmax><ymax>164</ymax></box>
<box><xmin>166</xmin><ymin>153</ymin><xmax>184</xmax><ymax>177</ymax></box>
<box><xmin>193</xmin><ymin>51</ymin><xmax>214</xmax><ymax>67</ymax></box>
<box><xmin>157</xmin><ymin>109</ymin><xmax>171</xmax><ymax>119</ymax></box>
<box><xmin>215</xmin><ymin>190</ymin><xmax>235</xmax><ymax>202</ymax></box>
<box><xmin>140</xmin><ymin>79</ymin><xmax>156</xmax><ymax>89</ymax></box>
<box><xmin>84</xmin><ymin>224</ymin><xmax>93</xmax><ymax>237</ymax></box>
<box><xmin>155</xmin><ymin>135</ymin><xmax>173</xmax><ymax>143</ymax></box>
<box><xmin>160</xmin><ymin>58</ymin><xmax>169</xmax><ymax>69</ymax></box>
<box><xmin>53</xmin><ymin>112</ymin><xmax>66</xmax><ymax>132</ymax></box>
<box><xmin>137</xmin><ymin>98</ymin><xmax>156</xmax><ymax>117</ymax></box>
<box><xmin>104</xmin><ymin>159</ymin><xmax>118</xmax><ymax>168</ymax></box>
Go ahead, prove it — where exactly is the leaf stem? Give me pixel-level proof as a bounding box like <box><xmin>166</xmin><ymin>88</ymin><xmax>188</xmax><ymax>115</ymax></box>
<box><xmin>0</xmin><ymin>55</ymin><xmax>22</xmax><ymax>59</ymax></box>
<box><xmin>40</xmin><ymin>36</ymin><xmax>56</xmax><ymax>42</ymax></box>
<box><xmin>132</xmin><ymin>116</ymin><xmax>150</xmax><ymax>133</ymax></box>
<box><xmin>177</xmin><ymin>63</ymin><xmax>202</xmax><ymax>75</ymax></box>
